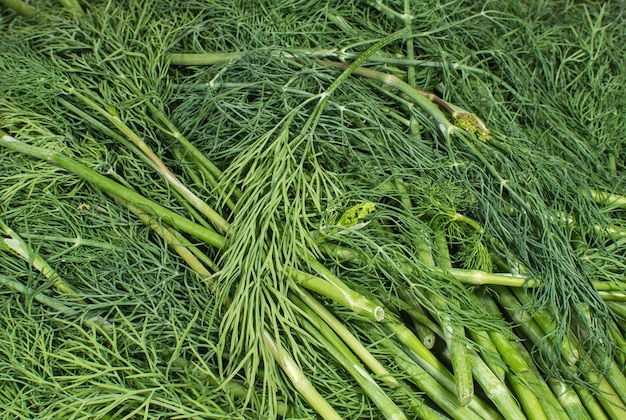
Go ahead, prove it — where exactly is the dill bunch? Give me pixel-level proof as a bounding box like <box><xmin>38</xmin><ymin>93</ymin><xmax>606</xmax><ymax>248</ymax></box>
<box><xmin>1</xmin><ymin>0</ymin><xmax>625</xmax><ymax>419</ymax></box>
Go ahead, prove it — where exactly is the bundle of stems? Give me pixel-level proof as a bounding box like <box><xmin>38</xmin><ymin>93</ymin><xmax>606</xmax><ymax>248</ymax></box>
<box><xmin>1</xmin><ymin>0</ymin><xmax>625</xmax><ymax>418</ymax></box>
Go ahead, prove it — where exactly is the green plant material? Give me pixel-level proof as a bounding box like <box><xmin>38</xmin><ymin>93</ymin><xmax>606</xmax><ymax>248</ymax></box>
<box><xmin>466</xmin><ymin>349</ymin><xmax>527</xmax><ymax>420</ymax></box>
<box><xmin>0</xmin><ymin>274</ymin><xmax>109</xmax><ymax>332</ymax></box>
<box><xmin>574</xmin><ymin>383</ymin><xmax>612</xmax><ymax>420</ymax></box>
<box><xmin>608</xmin><ymin>322</ymin><xmax>626</xmax><ymax>368</ymax></box>
<box><xmin>413</xmin><ymin>320</ymin><xmax>437</xmax><ymax>350</ymax></box>
<box><xmin>506</xmin><ymin>289</ymin><xmax>626</xmax><ymax>418</ymax></box>
<box><xmin>337</xmin><ymin>201</ymin><xmax>377</xmax><ymax>228</ymax></box>
<box><xmin>384</xmin><ymin>337</ymin><xmax>487</xmax><ymax>420</ymax></box>
<box><xmin>323</xmin><ymin>232</ymin><xmax>623</xmax><ymax>295</ymax></box>
<box><xmin>547</xmin><ymin>379</ymin><xmax>594</xmax><ymax>420</ymax></box>
<box><xmin>607</xmin><ymin>301</ymin><xmax>626</xmax><ymax>321</ymax></box>
<box><xmin>466</xmin><ymin>329</ymin><xmax>506</xmax><ymax>382</ymax></box>
<box><xmin>1</xmin><ymin>218</ymin><xmax>81</xmax><ymax>300</ymax></box>
<box><xmin>396</xmin><ymin>291</ymin><xmax>439</xmax><ymax>349</ymax></box>
<box><xmin>69</xmin><ymin>90</ymin><xmax>230</xmax><ymax>235</ymax></box>
<box><xmin>1</xmin><ymin>0</ymin><xmax>625</xmax><ymax>418</ymax></box>
<box><xmin>0</xmin><ymin>132</ymin><xmax>226</xmax><ymax>250</ymax></box>
<box><xmin>292</xmin><ymin>294</ymin><xmax>407</xmax><ymax>420</ymax></box>
<box><xmin>289</xmin><ymin>265</ymin><xmax>385</xmax><ymax>322</ymax></box>
<box><xmin>598</xmin><ymin>291</ymin><xmax>626</xmax><ymax>302</ymax></box>
<box><xmin>589</xmin><ymin>190</ymin><xmax>626</xmax><ymax>209</ymax></box>
<box><xmin>506</xmin><ymin>375</ymin><xmax>549</xmax><ymax>420</ymax></box>
<box><xmin>292</xmin><ymin>286</ymin><xmax>398</xmax><ymax>387</ymax></box>
<box><xmin>384</xmin><ymin>322</ymin><xmax>501</xmax><ymax>419</ymax></box>
<box><xmin>262</xmin><ymin>329</ymin><xmax>342</xmax><ymax>420</ymax></box>
<box><xmin>432</xmin><ymin>230</ymin><xmax>474</xmax><ymax>406</ymax></box>
<box><xmin>478</xmin><ymin>292</ymin><xmax>570</xmax><ymax>419</ymax></box>
<box><xmin>113</xmin><ymin>197</ymin><xmax>213</xmax><ymax>279</ymax></box>
<box><xmin>494</xmin><ymin>288</ymin><xmax>578</xmax><ymax>373</ymax></box>
<box><xmin>161</xmin><ymin>351</ymin><xmax>292</xmax><ymax>417</ymax></box>
<box><xmin>0</xmin><ymin>0</ymin><xmax>35</xmax><ymax>17</ymax></box>
<box><xmin>318</xmin><ymin>59</ymin><xmax>457</xmax><ymax>137</ymax></box>
<box><xmin>58</xmin><ymin>0</ymin><xmax>82</xmax><ymax>14</ymax></box>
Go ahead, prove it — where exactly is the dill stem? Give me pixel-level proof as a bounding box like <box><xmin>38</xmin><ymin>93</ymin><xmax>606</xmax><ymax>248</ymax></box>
<box><xmin>292</xmin><ymin>286</ymin><xmax>398</xmax><ymax>387</ymax></box>
<box><xmin>262</xmin><ymin>330</ymin><xmax>342</xmax><ymax>420</ymax></box>
<box><xmin>393</xmin><ymin>179</ymin><xmax>439</xmax><ymax>347</ymax></box>
<box><xmin>320</xmin><ymin>241</ymin><xmax>624</xmax><ymax>295</ymax></box>
<box><xmin>0</xmin><ymin>274</ymin><xmax>110</xmax><ymax>332</ymax></box>
<box><xmin>396</xmin><ymin>290</ymin><xmax>439</xmax><ymax>348</ymax></box>
<box><xmin>506</xmin><ymin>376</ymin><xmax>548</xmax><ymax>420</ymax></box>
<box><xmin>607</xmin><ymin>301</ymin><xmax>626</xmax><ymax>321</ymax></box>
<box><xmin>547</xmin><ymin>379</ymin><xmax>593</xmax><ymax>420</ymax></box>
<box><xmin>171</xmin><ymin>146</ymin><xmax>237</xmax><ymax>213</ymax></box>
<box><xmin>145</xmin><ymin>101</ymin><xmax>243</xmax><ymax>202</ymax></box>
<box><xmin>71</xmin><ymin>90</ymin><xmax>230</xmax><ymax>234</ymax></box>
<box><xmin>466</xmin><ymin>329</ymin><xmax>506</xmax><ymax>382</ymax></box>
<box><xmin>0</xmin><ymin>0</ymin><xmax>36</xmax><ymax>17</ymax></box>
<box><xmin>325</xmin><ymin>280</ymin><xmax>471</xmax><ymax>408</ymax></box>
<box><xmin>433</xmin><ymin>230</ymin><xmax>473</xmax><ymax>407</ymax></box>
<box><xmin>608</xmin><ymin>322</ymin><xmax>626</xmax><ymax>367</ymax></box>
<box><xmin>1</xmin><ymin>218</ymin><xmax>82</xmax><ymax>300</ymax></box>
<box><xmin>501</xmin><ymin>288</ymin><xmax>626</xmax><ymax>417</ymax></box>
<box><xmin>0</xmin><ymin>133</ymin><xmax>226</xmax><ymax>249</ymax></box>
<box><xmin>385</xmin><ymin>338</ymin><xmax>487</xmax><ymax>420</ymax></box>
<box><xmin>319</xmin><ymin>59</ymin><xmax>456</xmax><ymax>137</ymax></box>
<box><xmin>114</xmin><ymin>197</ymin><xmax>213</xmax><ymax>278</ymax></box>
<box><xmin>169</xmin><ymin>52</ymin><xmax>242</xmax><ymax>65</ymax></box>
<box><xmin>573</xmin><ymin>384</ymin><xmax>609</xmax><ymax>420</ymax></box>
<box><xmin>466</xmin><ymin>350</ymin><xmax>526</xmax><ymax>420</ymax></box>
<box><xmin>478</xmin><ymin>293</ymin><xmax>569</xmax><ymax>419</ymax></box>
<box><xmin>292</xmin><ymin>295</ymin><xmax>407</xmax><ymax>420</ymax></box>
<box><xmin>589</xmin><ymin>189</ymin><xmax>626</xmax><ymax>209</ymax></box>
<box><xmin>289</xmin><ymin>267</ymin><xmax>384</xmax><ymax>322</ymax></box>
<box><xmin>578</xmin><ymin>364</ymin><xmax>626</xmax><ymax>418</ymax></box>
<box><xmin>58</xmin><ymin>0</ymin><xmax>83</xmax><ymax>13</ymax></box>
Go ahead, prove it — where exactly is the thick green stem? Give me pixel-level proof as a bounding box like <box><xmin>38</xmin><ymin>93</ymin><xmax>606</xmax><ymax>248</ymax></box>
<box><xmin>433</xmin><ymin>230</ymin><xmax>474</xmax><ymax>407</ymax></box>
<box><xmin>1</xmin><ymin>218</ymin><xmax>82</xmax><ymax>300</ymax></box>
<box><xmin>547</xmin><ymin>379</ymin><xmax>593</xmax><ymax>420</ymax></box>
<box><xmin>0</xmin><ymin>133</ymin><xmax>226</xmax><ymax>249</ymax></box>
<box><xmin>573</xmin><ymin>383</ymin><xmax>610</xmax><ymax>420</ymax></box>
<box><xmin>289</xmin><ymin>267</ymin><xmax>384</xmax><ymax>322</ymax></box>
<box><xmin>505</xmin><ymin>288</ymin><xmax>626</xmax><ymax>418</ymax></box>
<box><xmin>292</xmin><ymin>295</ymin><xmax>407</xmax><ymax>420</ymax></box>
<box><xmin>319</xmin><ymin>59</ymin><xmax>456</xmax><ymax>137</ymax></box>
<box><xmin>589</xmin><ymin>189</ymin><xmax>626</xmax><ymax>209</ymax></box>
<box><xmin>113</xmin><ymin>197</ymin><xmax>213</xmax><ymax>279</ymax></box>
<box><xmin>262</xmin><ymin>330</ymin><xmax>342</xmax><ymax>420</ymax></box>
<box><xmin>58</xmin><ymin>0</ymin><xmax>82</xmax><ymax>13</ymax></box>
<box><xmin>466</xmin><ymin>350</ymin><xmax>526</xmax><ymax>420</ymax></box>
<box><xmin>507</xmin><ymin>375</ymin><xmax>548</xmax><ymax>420</ymax></box>
<box><xmin>169</xmin><ymin>52</ymin><xmax>242</xmax><ymax>65</ymax></box>
<box><xmin>478</xmin><ymin>293</ymin><xmax>569</xmax><ymax>419</ymax></box>
<box><xmin>387</xmin><ymin>340</ymin><xmax>486</xmax><ymax>420</ymax></box>
<box><xmin>70</xmin><ymin>90</ymin><xmax>230</xmax><ymax>234</ymax></box>
<box><xmin>292</xmin><ymin>287</ymin><xmax>397</xmax><ymax>386</ymax></box>
<box><xmin>466</xmin><ymin>329</ymin><xmax>506</xmax><ymax>382</ymax></box>
<box><xmin>0</xmin><ymin>0</ymin><xmax>36</xmax><ymax>17</ymax></box>
<box><xmin>395</xmin><ymin>290</ymin><xmax>440</xmax><ymax>348</ymax></box>
<box><xmin>607</xmin><ymin>301</ymin><xmax>626</xmax><ymax>321</ymax></box>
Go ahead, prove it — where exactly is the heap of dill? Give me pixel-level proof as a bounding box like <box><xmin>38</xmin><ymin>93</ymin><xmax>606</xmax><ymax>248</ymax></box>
<box><xmin>1</xmin><ymin>0</ymin><xmax>625</xmax><ymax>418</ymax></box>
